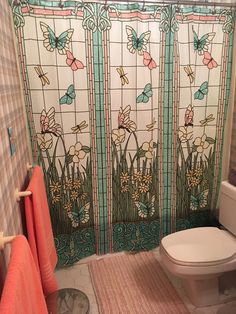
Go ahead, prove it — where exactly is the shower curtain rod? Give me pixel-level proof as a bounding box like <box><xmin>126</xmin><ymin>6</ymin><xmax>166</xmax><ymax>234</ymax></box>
<box><xmin>90</xmin><ymin>0</ymin><xmax>236</xmax><ymax>8</ymax></box>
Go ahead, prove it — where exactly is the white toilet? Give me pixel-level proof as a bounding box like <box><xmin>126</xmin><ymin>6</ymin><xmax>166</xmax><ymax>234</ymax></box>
<box><xmin>160</xmin><ymin>181</ymin><xmax>236</xmax><ymax>307</ymax></box>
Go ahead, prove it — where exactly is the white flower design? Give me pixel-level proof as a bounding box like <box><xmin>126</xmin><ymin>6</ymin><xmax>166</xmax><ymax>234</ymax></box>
<box><xmin>141</xmin><ymin>140</ymin><xmax>153</xmax><ymax>159</ymax></box>
<box><xmin>111</xmin><ymin>128</ymin><xmax>126</xmax><ymax>145</ymax></box>
<box><xmin>37</xmin><ymin>133</ymin><xmax>53</xmax><ymax>151</ymax></box>
<box><xmin>194</xmin><ymin>134</ymin><xmax>210</xmax><ymax>153</ymax></box>
<box><xmin>69</xmin><ymin>142</ymin><xmax>86</xmax><ymax>163</ymax></box>
<box><xmin>178</xmin><ymin>126</ymin><xmax>193</xmax><ymax>143</ymax></box>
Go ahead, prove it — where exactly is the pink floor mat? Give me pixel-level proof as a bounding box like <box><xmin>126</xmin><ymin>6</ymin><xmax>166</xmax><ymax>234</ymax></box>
<box><xmin>89</xmin><ymin>251</ymin><xmax>189</xmax><ymax>314</ymax></box>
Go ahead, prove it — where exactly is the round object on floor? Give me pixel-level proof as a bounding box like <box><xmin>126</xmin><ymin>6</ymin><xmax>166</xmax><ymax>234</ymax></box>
<box><xmin>46</xmin><ymin>288</ymin><xmax>89</xmax><ymax>314</ymax></box>
<box><xmin>217</xmin><ymin>303</ymin><xmax>236</xmax><ymax>314</ymax></box>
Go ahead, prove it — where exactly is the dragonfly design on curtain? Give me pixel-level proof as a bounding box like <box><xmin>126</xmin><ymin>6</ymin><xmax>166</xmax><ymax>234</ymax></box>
<box><xmin>9</xmin><ymin>0</ymin><xmax>235</xmax><ymax>266</ymax></box>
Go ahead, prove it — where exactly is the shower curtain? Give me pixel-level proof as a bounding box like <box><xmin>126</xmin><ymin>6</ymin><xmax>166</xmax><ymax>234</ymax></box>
<box><xmin>9</xmin><ymin>0</ymin><xmax>235</xmax><ymax>266</ymax></box>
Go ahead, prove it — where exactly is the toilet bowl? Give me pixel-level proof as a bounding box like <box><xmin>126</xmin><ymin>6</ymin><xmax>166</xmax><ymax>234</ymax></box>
<box><xmin>160</xmin><ymin>227</ymin><xmax>236</xmax><ymax>306</ymax></box>
<box><xmin>160</xmin><ymin>181</ymin><xmax>236</xmax><ymax>307</ymax></box>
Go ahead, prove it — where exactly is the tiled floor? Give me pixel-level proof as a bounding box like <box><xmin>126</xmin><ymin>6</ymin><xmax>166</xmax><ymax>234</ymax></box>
<box><xmin>55</xmin><ymin>248</ymin><xmax>236</xmax><ymax>314</ymax></box>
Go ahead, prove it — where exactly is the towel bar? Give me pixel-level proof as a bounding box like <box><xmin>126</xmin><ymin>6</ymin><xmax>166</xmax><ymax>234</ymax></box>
<box><xmin>26</xmin><ymin>162</ymin><xmax>33</xmax><ymax>170</ymax></box>
<box><xmin>0</xmin><ymin>232</ymin><xmax>16</xmax><ymax>250</ymax></box>
<box><xmin>15</xmin><ymin>188</ymin><xmax>32</xmax><ymax>201</ymax></box>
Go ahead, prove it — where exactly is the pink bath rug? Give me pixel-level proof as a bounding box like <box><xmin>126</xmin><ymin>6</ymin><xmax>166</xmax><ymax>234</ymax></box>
<box><xmin>89</xmin><ymin>251</ymin><xmax>189</xmax><ymax>314</ymax></box>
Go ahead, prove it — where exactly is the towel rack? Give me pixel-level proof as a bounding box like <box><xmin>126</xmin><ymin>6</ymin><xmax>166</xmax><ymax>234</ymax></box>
<box><xmin>0</xmin><ymin>232</ymin><xmax>16</xmax><ymax>250</ymax></box>
<box><xmin>15</xmin><ymin>188</ymin><xmax>32</xmax><ymax>201</ymax></box>
<box><xmin>14</xmin><ymin>162</ymin><xmax>34</xmax><ymax>201</ymax></box>
<box><xmin>26</xmin><ymin>162</ymin><xmax>33</xmax><ymax>170</ymax></box>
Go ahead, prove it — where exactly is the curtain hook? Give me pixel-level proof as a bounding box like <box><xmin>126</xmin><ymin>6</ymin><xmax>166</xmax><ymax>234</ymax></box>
<box><xmin>212</xmin><ymin>4</ymin><xmax>216</xmax><ymax>15</ymax></box>
<box><xmin>176</xmin><ymin>0</ymin><xmax>180</xmax><ymax>13</ymax></box>
<box><xmin>205</xmin><ymin>0</ymin><xmax>210</xmax><ymax>13</ymax></box>
<box><xmin>103</xmin><ymin>0</ymin><xmax>108</xmax><ymax>10</ymax></box>
<box><xmin>59</xmin><ymin>0</ymin><xmax>64</xmax><ymax>9</ymax></box>
<box><xmin>141</xmin><ymin>0</ymin><xmax>146</xmax><ymax>12</ymax></box>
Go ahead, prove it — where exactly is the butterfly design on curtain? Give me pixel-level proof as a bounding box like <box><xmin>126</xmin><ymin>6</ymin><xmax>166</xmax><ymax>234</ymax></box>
<box><xmin>190</xmin><ymin>190</ymin><xmax>208</xmax><ymax>211</ymax></box>
<box><xmin>59</xmin><ymin>84</ymin><xmax>76</xmax><ymax>105</ymax></box>
<box><xmin>184</xmin><ymin>105</ymin><xmax>194</xmax><ymax>127</ymax></box>
<box><xmin>40</xmin><ymin>22</ymin><xmax>74</xmax><ymax>55</ymax></box>
<box><xmin>116</xmin><ymin>66</ymin><xmax>129</xmax><ymax>85</ymax></box>
<box><xmin>194</xmin><ymin>81</ymin><xmax>208</xmax><ymax>100</ymax></box>
<box><xmin>40</xmin><ymin>107</ymin><xmax>62</xmax><ymax>137</ymax></box>
<box><xmin>118</xmin><ymin>105</ymin><xmax>137</xmax><ymax>133</ymax></box>
<box><xmin>143</xmin><ymin>52</ymin><xmax>157</xmax><ymax>70</ymax></box>
<box><xmin>34</xmin><ymin>65</ymin><xmax>50</xmax><ymax>86</ymax></box>
<box><xmin>134</xmin><ymin>195</ymin><xmax>155</xmax><ymax>218</ymax></box>
<box><xmin>202</xmin><ymin>51</ymin><xmax>218</xmax><ymax>69</ymax></box>
<box><xmin>66</xmin><ymin>51</ymin><xmax>84</xmax><ymax>71</ymax></box>
<box><xmin>184</xmin><ymin>65</ymin><xmax>195</xmax><ymax>84</ymax></box>
<box><xmin>67</xmin><ymin>202</ymin><xmax>90</xmax><ymax>227</ymax></box>
<box><xmin>192</xmin><ymin>28</ymin><xmax>215</xmax><ymax>55</ymax></box>
<box><xmin>137</xmin><ymin>83</ymin><xmax>153</xmax><ymax>103</ymax></box>
<box><xmin>126</xmin><ymin>26</ymin><xmax>151</xmax><ymax>55</ymax></box>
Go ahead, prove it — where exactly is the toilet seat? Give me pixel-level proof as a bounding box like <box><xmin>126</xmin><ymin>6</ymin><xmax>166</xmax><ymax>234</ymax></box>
<box><xmin>161</xmin><ymin>227</ymin><xmax>236</xmax><ymax>267</ymax></box>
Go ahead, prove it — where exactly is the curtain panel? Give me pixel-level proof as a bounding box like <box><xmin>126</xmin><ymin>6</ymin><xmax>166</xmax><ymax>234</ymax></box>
<box><xmin>9</xmin><ymin>0</ymin><xmax>235</xmax><ymax>266</ymax></box>
<box><xmin>229</xmin><ymin>85</ymin><xmax>236</xmax><ymax>185</ymax></box>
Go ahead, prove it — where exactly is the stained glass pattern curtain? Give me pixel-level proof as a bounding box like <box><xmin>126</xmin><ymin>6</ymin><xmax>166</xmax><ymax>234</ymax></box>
<box><xmin>9</xmin><ymin>0</ymin><xmax>235</xmax><ymax>266</ymax></box>
<box><xmin>229</xmin><ymin>86</ymin><xmax>236</xmax><ymax>185</ymax></box>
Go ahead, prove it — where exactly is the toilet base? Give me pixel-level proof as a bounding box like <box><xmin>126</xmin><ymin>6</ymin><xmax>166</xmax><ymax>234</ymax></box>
<box><xmin>160</xmin><ymin>244</ymin><xmax>236</xmax><ymax>307</ymax></box>
<box><xmin>182</xmin><ymin>273</ymin><xmax>236</xmax><ymax>307</ymax></box>
<box><xmin>182</xmin><ymin>276</ymin><xmax>220</xmax><ymax>307</ymax></box>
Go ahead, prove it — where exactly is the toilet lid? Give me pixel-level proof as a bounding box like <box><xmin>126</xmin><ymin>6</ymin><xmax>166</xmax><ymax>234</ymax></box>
<box><xmin>161</xmin><ymin>227</ymin><xmax>236</xmax><ymax>264</ymax></box>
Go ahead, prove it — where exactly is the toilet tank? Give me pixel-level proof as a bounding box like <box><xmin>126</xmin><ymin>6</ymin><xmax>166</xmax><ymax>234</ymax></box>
<box><xmin>219</xmin><ymin>181</ymin><xmax>236</xmax><ymax>236</ymax></box>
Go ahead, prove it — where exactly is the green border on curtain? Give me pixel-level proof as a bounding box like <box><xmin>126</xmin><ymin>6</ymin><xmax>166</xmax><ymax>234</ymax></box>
<box><xmin>161</xmin><ymin>6</ymin><xmax>175</xmax><ymax>236</ymax></box>
<box><xmin>92</xmin><ymin>4</ymin><xmax>108</xmax><ymax>255</ymax></box>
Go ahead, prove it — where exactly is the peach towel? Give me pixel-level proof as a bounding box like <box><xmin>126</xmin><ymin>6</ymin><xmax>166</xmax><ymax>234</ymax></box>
<box><xmin>0</xmin><ymin>235</ymin><xmax>48</xmax><ymax>314</ymax></box>
<box><xmin>24</xmin><ymin>166</ymin><xmax>58</xmax><ymax>296</ymax></box>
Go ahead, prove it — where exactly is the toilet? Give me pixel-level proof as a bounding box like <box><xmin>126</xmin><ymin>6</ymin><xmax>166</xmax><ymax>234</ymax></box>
<box><xmin>160</xmin><ymin>181</ymin><xmax>236</xmax><ymax>307</ymax></box>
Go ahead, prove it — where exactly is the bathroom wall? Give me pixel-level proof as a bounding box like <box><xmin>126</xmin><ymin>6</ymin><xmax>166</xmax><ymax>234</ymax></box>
<box><xmin>0</xmin><ymin>0</ymin><xmax>31</xmax><ymax>288</ymax></box>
